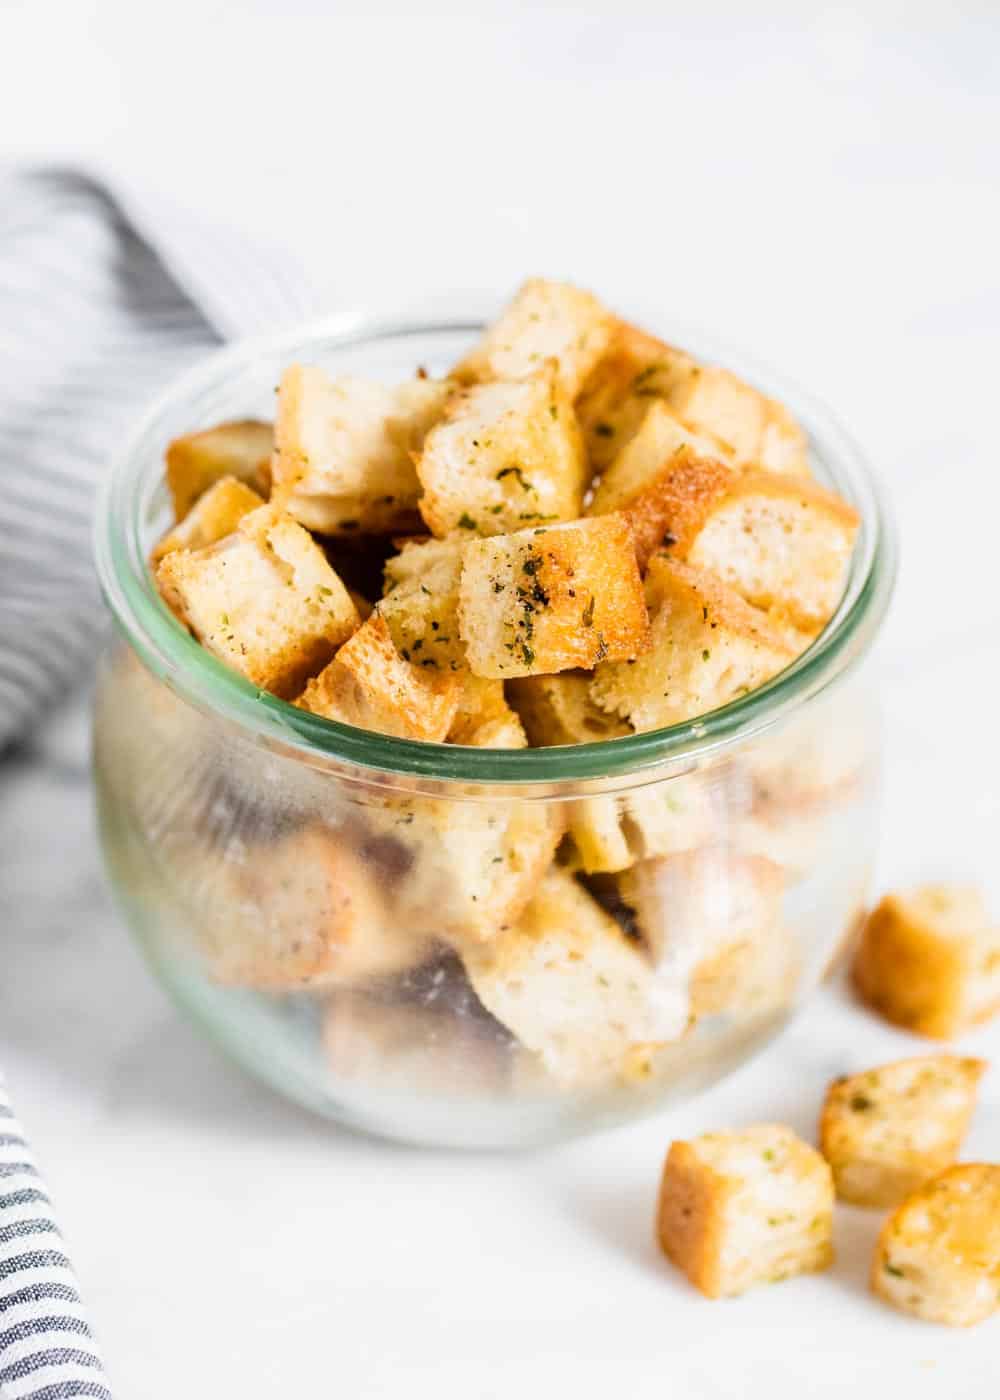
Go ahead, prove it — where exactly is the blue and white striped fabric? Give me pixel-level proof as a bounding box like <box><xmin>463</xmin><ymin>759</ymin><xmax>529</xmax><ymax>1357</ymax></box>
<box><xmin>0</xmin><ymin>1079</ymin><xmax>110</xmax><ymax>1400</ymax></box>
<box><xmin>0</xmin><ymin>165</ymin><xmax>328</xmax><ymax>1396</ymax></box>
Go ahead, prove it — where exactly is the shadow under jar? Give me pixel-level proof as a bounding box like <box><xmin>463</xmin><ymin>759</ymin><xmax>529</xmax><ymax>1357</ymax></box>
<box><xmin>93</xmin><ymin>314</ymin><xmax>896</xmax><ymax>1149</ymax></box>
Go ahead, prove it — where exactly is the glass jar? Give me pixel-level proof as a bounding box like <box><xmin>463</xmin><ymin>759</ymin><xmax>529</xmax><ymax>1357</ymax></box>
<box><xmin>92</xmin><ymin>314</ymin><xmax>896</xmax><ymax>1148</ymax></box>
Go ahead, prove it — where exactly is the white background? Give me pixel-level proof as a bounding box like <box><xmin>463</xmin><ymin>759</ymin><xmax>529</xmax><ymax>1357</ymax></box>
<box><xmin>2</xmin><ymin>2</ymin><xmax>999</xmax><ymax>1395</ymax></box>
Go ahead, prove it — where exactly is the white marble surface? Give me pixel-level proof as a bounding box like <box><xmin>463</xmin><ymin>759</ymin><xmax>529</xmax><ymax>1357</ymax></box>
<box><xmin>2</xmin><ymin>2</ymin><xmax>1000</xmax><ymax>1396</ymax></box>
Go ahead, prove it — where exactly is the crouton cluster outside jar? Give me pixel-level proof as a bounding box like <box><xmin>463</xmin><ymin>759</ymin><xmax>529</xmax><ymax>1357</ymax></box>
<box><xmin>92</xmin><ymin>295</ymin><xmax>896</xmax><ymax>1147</ymax></box>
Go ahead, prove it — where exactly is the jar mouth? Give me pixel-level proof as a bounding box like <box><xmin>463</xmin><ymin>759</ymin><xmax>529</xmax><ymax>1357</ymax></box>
<box><xmin>94</xmin><ymin>309</ymin><xmax>897</xmax><ymax>789</ymax></box>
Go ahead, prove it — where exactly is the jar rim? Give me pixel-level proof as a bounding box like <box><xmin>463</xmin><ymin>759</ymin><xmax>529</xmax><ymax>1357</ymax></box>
<box><xmin>93</xmin><ymin>309</ymin><xmax>897</xmax><ymax>788</ymax></box>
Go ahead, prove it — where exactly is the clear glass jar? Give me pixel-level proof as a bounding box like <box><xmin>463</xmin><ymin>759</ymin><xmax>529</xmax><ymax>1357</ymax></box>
<box><xmin>92</xmin><ymin>314</ymin><xmax>896</xmax><ymax>1148</ymax></box>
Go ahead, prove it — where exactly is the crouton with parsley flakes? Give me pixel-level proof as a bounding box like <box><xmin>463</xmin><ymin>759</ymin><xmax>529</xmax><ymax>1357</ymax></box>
<box><xmin>452</xmin><ymin>278</ymin><xmax>614</xmax><ymax>399</ymax></box>
<box><xmin>415</xmin><ymin>368</ymin><xmax>587</xmax><ymax>539</ymax></box>
<box><xmin>657</xmin><ymin>1124</ymin><xmax>834</xmax><ymax>1298</ymax></box>
<box><xmin>819</xmin><ymin>1055</ymin><xmax>987</xmax><ymax>1208</ymax></box>
<box><xmin>872</xmin><ymin>1164</ymin><xmax>1000</xmax><ymax>1326</ymax></box>
<box><xmin>272</xmin><ymin>364</ymin><xmax>453</xmax><ymax>536</ymax></box>
<box><xmin>853</xmin><ymin>885</ymin><xmax>1000</xmax><ymax>1039</ymax></box>
<box><xmin>590</xmin><ymin>556</ymin><xmax>796</xmax><ymax>732</ymax></box>
<box><xmin>156</xmin><ymin>504</ymin><xmax>360</xmax><ymax>699</ymax></box>
<box><xmin>296</xmin><ymin>612</ymin><xmax>459</xmax><ymax>742</ymax></box>
<box><xmin>165</xmin><ymin>418</ymin><xmax>273</xmax><ymax>522</ymax></box>
<box><xmin>458</xmin><ymin>515</ymin><xmax>650</xmax><ymax>679</ymax></box>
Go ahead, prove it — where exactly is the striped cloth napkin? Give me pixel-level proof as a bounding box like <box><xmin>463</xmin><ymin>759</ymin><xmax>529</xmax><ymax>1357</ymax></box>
<box><xmin>0</xmin><ymin>165</ymin><xmax>327</xmax><ymax>1397</ymax></box>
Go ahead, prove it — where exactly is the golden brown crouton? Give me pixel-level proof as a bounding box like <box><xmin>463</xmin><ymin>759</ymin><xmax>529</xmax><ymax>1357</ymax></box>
<box><xmin>853</xmin><ymin>885</ymin><xmax>1000</xmax><ymax>1039</ymax></box>
<box><xmin>156</xmin><ymin>504</ymin><xmax>360</xmax><ymax>698</ymax></box>
<box><xmin>453</xmin><ymin>278</ymin><xmax>614</xmax><ymax>398</ymax></box>
<box><xmin>667</xmin><ymin>363</ymin><xmax>810</xmax><ymax>476</ymax></box>
<box><xmin>588</xmin><ymin>400</ymin><xmax>735</xmax><ymax>568</ymax></box>
<box><xmin>415</xmin><ymin>369</ymin><xmax>586</xmax><ymax>539</ymax></box>
<box><xmin>357</xmin><ymin>795</ymin><xmax>564</xmax><ymax>945</ymax></box>
<box><xmin>447</xmin><ymin>674</ymin><xmax>527</xmax><ymax>748</ymax></box>
<box><xmin>590</xmin><ymin>557</ymin><xmax>796</xmax><ymax>732</ymax></box>
<box><xmin>683</xmin><ymin>469</ymin><xmax>860</xmax><ymax>633</ymax></box>
<box><xmin>272</xmin><ymin>364</ymin><xmax>453</xmax><ymax>535</ymax></box>
<box><xmin>506</xmin><ymin>671</ymin><xmax>631</xmax><ymax>746</ymax></box>
<box><xmin>563</xmin><ymin>779</ymin><xmax>713</xmax><ymax>876</ymax></box>
<box><xmin>462</xmin><ymin>867</ymin><xmax>690</xmax><ymax>1087</ymax></box>
<box><xmin>820</xmin><ymin>1056</ymin><xmax>987</xmax><ymax>1208</ymax></box>
<box><xmin>576</xmin><ymin>322</ymin><xmax>702</xmax><ymax>470</ymax></box>
<box><xmin>458</xmin><ymin>515</ymin><xmax>650</xmax><ymax>678</ymax></box>
<box><xmin>165</xmin><ymin>418</ymin><xmax>273</xmax><ymax>522</ymax></box>
<box><xmin>296</xmin><ymin>613</ymin><xmax>459</xmax><ymax>742</ymax></box>
<box><xmin>619</xmin><ymin>849</ymin><xmax>793</xmax><ymax>1019</ymax></box>
<box><xmin>196</xmin><ymin>826</ymin><xmax>430</xmax><ymax>990</ymax></box>
<box><xmin>151</xmin><ymin>476</ymin><xmax>265</xmax><ymax>563</ymax></box>
<box><xmin>378</xmin><ymin>535</ymin><xmax>466</xmax><ymax>668</ymax></box>
<box><xmin>657</xmin><ymin>1124</ymin><xmax>834</xmax><ymax>1298</ymax></box>
<box><xmin>872</xmin><ymin>1164</ymin><xmax>1000</xmax><ymax>1326</ymax></box>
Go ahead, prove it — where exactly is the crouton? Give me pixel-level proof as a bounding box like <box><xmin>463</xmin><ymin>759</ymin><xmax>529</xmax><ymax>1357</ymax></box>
<box><xmin>563</xmin><ymin>778</ymin><xmax>713</xmax><ymax>876</ymax></box>
<box><xmin>458</xmin><ymin>515</ymin><xmax>650</xmax><ymax>678</ymax></box>
<box><xmin>453</xmin><ymin>278</ymin><xmax>614</xmax><ymax>398</ymax></box>
<box><xmin>819</xmin><ymin>1055</ymin><xmax>987</xmax><ymax>1208</ymax></box>
<box><xmin>156</xmin><ymin>504</ymin><xmax>360</xmax><ymax>698</ymax></box>
<box><xmin>872</xmin><ymin>1164</ymin><xmax>1000</xmax><ymax>1326</ymax></box>
<box><xmin>681</xmin><ymin>470</ymin><xmax>860</xmax><ymax>633</ymax></box>
<box><xmin>506</xmin><ymin>671</ymin><xmax>631</xmax><ymax>746</ymax></box>
<box><xmin>378</xmin><ymin>536</ymin><xmax>466</xmax><ymax>668</ymax></box>
<box><xmin>619</xmin><ymin>850</ymin><xmax>793</xmax><ymax>1019</ymax></box>
<box><xmin>296</xmin><ymin>613</ymin><xmax>459</xmax><ymax>742</ymax></box>
<box><xmin>657</xmin><ymin>1124</ymin><xmax>834</xmax><ymax>1298</ymax></box>
<box><xmin>588</xmin><ymin>400</ymin><xmax>735</xmax><ymax>568</ymax></box>
<box><xmin>165</xmin><ymin>418</ymin><xmax>273</xmax><ymax>522</ymax></box>
<box><xmin>272</xmin><ymin>364</ymin><xmax>453</xmax><ymax>535</ymax></box>
<box><xmin>195</xmin><ymin>826</ymin><xmax>430</xmax><ymax>990</ymax></box>
<box><xmin>853</xmin><ymin>885</ymin><xmax>1000</xmax><ymax>1039</ymax></box>
<box><xmin>590</xmin><ymin>557</ymin><xmax>796</xmax><ymax>732</ymax></box>
<box><xmin>356</xmin><ymin>795</ymin><xmax>564</xmax><ymax>944</ymax></box>
<box><xmin>576</xmin><ymin>322</ymin><xmax>703</xmax><ymax>470</ymax></box>
<box><xmin>462</xmin><ymin>867</ymin><xmax>690</xmax><ymax>1088</ymax></box>
<box><xmin>415</xmin><ymin>369</ymin><xmax>586</xmax><ymax>539</ymax></box>
<box><xmin>447</xmin><ymin>674</ymin><xmax>527</xmax><ymax>748</ymax></box>
<box><xmin>667</xmin><ymin>363</ymin><xmax>810</xmax><ymax>476</ymax></box>
<box><xmin>151</xmin><ymin>476</ymin><xmax>265</xmax><ymax>563</ymax></box>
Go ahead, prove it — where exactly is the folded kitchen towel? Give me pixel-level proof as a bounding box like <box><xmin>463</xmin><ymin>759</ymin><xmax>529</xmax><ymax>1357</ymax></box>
<box><xmin>0</xmin><ymin>165</ymin><xmax>328</xmax><ymax>753</ymax></box>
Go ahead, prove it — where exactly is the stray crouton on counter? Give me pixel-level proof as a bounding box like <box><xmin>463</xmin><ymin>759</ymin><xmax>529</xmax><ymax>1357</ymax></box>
<box><xmin>657</xmin><ymin>1124</ymin><xmax>834</xmax><ymax>1298</ymax></box>
<box><xmin>819</xmin><ymin>1055</ymin><xmax>987</xmax><ymax>1207</ymax></box>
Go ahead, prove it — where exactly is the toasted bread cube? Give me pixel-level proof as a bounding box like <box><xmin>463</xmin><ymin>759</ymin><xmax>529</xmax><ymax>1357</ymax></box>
<box><xmin>682</xmin><ymin>470</ymin><xmax>860</xmax><ymax>633</ymax></box>
<box><xmin>272</xmin><ymin>364</ymin><xmax>453</xmax><ymax>535</ymax></box>
<box><xmin>165</xmin><ymin>418</ymin><xmax>273</xmax><ymax>522</ymax></box>
<box><xmin>196</xmin><ymin>826</ymin><xmax>430</xmax><ymax>990</ymax></box>
<box><xmin>151</xmin><ymin>477</ymin><xmax>265</xmax><ymax>563</ymax></box>
<box><xmin>576</xmin><ymin>322</ymin><xmax>703</xmax><ymax>470</ymax></box>
<box><xmin>591</xmin><ymin>557</ymin><xmax>796</xmax><ymax>732</ymax></box>
<box><xmin>853</xmin><ymin>885</ymin><xmax>1000</xmax><ymax>1038</ymax></box>
<box><xmin>453</xmin><ymin>278</ymin><xmax>614</xmax><ymax>398</ymax></box>
<box><xmin>448</xmin><ymin>674</ymin><xmax>527</xmax><ymax>748</ymax></box>
<box><xmin>462</xmin><ymin>867</ymin><xmax>690</xmax><ymax>1087</ymax></box>
<box><xmin>358</xmin><ymin>795</ymin><xmax>564</xmax><ymax>944</ymax></box>
<box><xmin>588</xmin><ymin>401</ymin><xmax>735</xmax><ymax>568</ymax></box>
<box><xmin>296</xmin><ymin>613</ymin><xmax>459</xmax><ymax>742</ymax></box>
<box><xmin>564</xmin><ymin>778</ymin><xmax>713</xmax><ymax>875</ymax></box>
<box><xmin>620</xmin><ymin>850</ymin><xmax>793</xmax><ymax>1018</ymax></box>
<box><xmin>379</xmin><ymin>536</ymin><xmax>466</xmax><ymax>668</ymax></box>
<box><xmin>872</xmin><ymin>1164</ymin><xmax>1000</xmax><ymax>1326</ymax></box>
<box><xmin>459</xmin><ymin>515</ymin><xmax>650</xmax><ymax>679</ymax></box>
<box><xmin>415</xmin><ymin>369</ymin><xmax>586</xmax><ymax>539</ymax></box>
<box><xmin>667</xmin><ymin>364</ymin><xmax>810</xmax><ymax>476</ymax></box>
<box><xmin>820</xmin><ymin>1055</ymin><xmax>987</xmax><ymax>1208</ymax></box>
<box><xmin>657</xmin><ymin>1125</ymin><xmax>834</xmax><ymax>1298</ymax></box>
<box><xmin>156</xmin><ymin>505</ymin><xmax>360</xmax><ymax>698</ymax></box>
<box><xmin>506</xmin><ymin>672</ymin><xmax>631</xmax><ymax>746</ymax></box>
